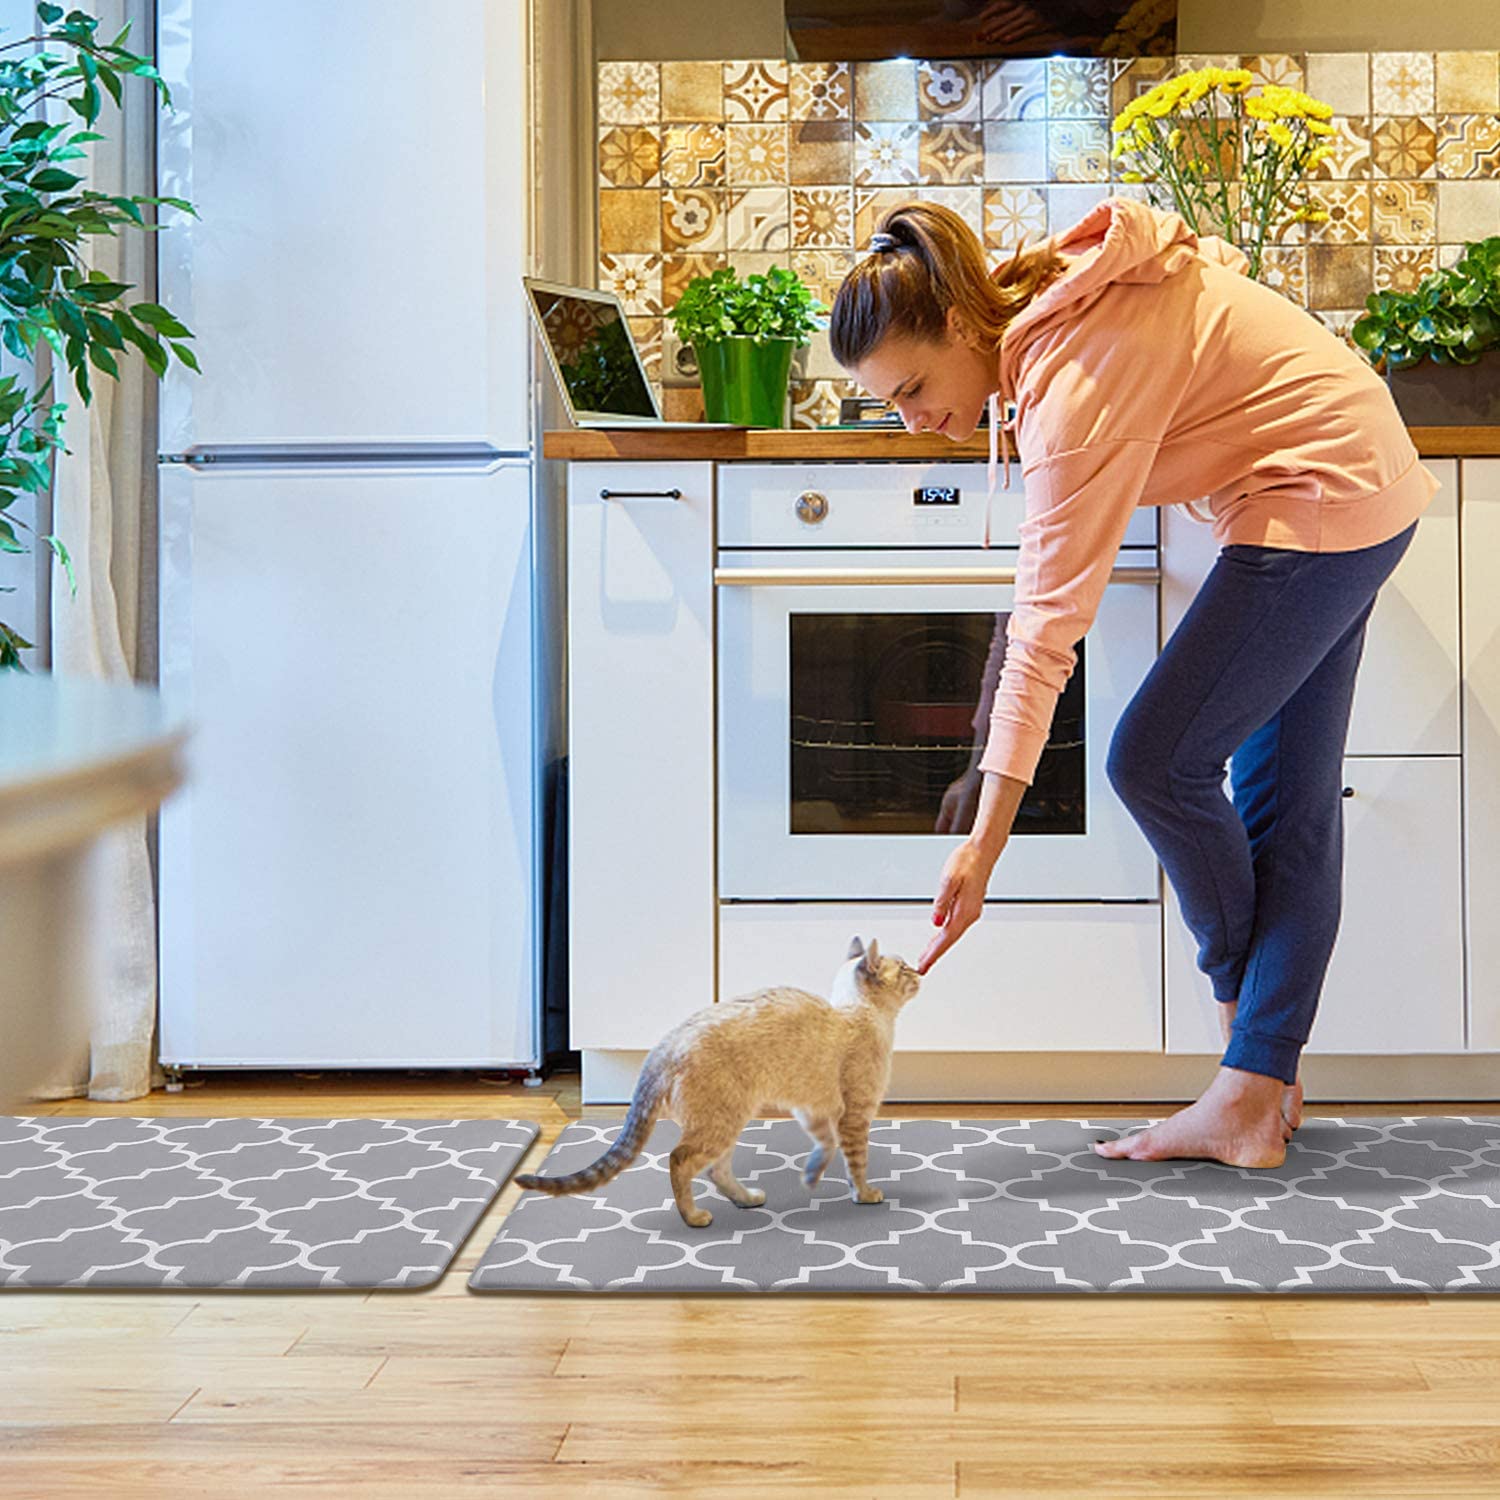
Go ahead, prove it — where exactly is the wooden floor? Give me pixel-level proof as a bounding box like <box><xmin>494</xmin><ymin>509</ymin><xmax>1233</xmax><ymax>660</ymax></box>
<box><xmin>7</xmin><ymin>1074</ymin><xmax>1500</xmax><ymax>1498</ymax></box>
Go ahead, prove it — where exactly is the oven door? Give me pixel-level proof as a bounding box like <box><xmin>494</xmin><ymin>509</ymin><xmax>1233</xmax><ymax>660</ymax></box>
<box><xmin>717</xmin><ymin>547</ymin><xmax>1160</xmax><ymax>900</ymax></box>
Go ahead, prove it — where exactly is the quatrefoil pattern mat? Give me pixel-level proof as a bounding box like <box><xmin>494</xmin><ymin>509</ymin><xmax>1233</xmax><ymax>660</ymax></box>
<box><xmin>469</xmin><ymin>1117</ymin><xmax>1500</xmax><ymax>1294</ymax></box>
<box><xmin>0</xmin><ymin>1117</ymin><xmax>538</xmax><ymax>1289</ymax></box>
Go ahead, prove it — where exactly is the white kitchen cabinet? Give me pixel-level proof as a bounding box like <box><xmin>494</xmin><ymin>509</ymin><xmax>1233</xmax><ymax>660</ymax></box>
<box><xmin>1161</xmin><ymin>460</ymin><xmax>1460</xmax><ymax>757</ymax></box>
<box><xmin>720</xmin><ymin>902</ymin><xmax>1163</xmax><ymax>1053</ymax></box>
<box><xmin>1463</xmin><ymin>459</ymin><xmax>1500</xmax><ymax>1050</ymax></box>
<box><xmin>1165</xmin><ymin>754</ymin><xmax>1464</xmax><ymax>1058</ymax></box>
<box><xmin>567</xmin><ymin>462</ymin><xmax>715</xmax><ymax>1048</ymax></box>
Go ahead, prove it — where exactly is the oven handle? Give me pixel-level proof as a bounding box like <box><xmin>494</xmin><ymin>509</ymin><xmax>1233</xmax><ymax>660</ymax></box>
<box><xmin>714</xmin><ymin>564</ymin><xmax>1161</xmax><ymax>587</ymax></box>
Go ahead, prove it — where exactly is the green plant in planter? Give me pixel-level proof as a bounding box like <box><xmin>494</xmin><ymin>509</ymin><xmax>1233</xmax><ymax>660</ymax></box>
<box><xmin>667</xmin><ymin>265</ymin><xmax>825</xmax><ymax>427</ymax></box>
<box><xmin>1351</xmin><ymin>237</ymin><xmax>1500</xmax><ymax>370</ymax></box>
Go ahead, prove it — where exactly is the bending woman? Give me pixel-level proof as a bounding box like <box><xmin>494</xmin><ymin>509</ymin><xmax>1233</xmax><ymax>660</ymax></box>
<box><xmin>828</xmin><ymin>196</ymin><xmax>1439</xmax><ymax>1170</ymax></box>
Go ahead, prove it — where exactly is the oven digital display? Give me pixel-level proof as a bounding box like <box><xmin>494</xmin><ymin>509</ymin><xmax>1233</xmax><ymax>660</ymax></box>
<box><xmin>913</xmin><ymin>485</ymin><xmax>960</xmax><ymax>506</ymax></box>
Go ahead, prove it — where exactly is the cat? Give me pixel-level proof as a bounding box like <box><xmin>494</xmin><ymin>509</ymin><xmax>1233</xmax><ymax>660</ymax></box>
<box><xmin>513</xmin><ymin>936</ymin><xmax>921</xmax><ymax>1228</ymax></box>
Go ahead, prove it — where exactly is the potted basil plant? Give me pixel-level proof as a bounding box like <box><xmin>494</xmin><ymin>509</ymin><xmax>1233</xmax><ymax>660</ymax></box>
<box><xmin>667</xmin><ymin>265</ymin><xmax>824</xmax><ymax>428</ymax></box>
<box><xmin>1351</xmin><ymin>236</ymin><xmax>1500</xmax><ymax>426</ymax></box>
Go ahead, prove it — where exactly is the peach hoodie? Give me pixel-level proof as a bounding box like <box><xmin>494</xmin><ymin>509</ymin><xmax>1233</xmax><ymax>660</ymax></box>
<box><xmin>977</xmin><ymin>194</ymin><xmax>1442</xmax><ymax>788</ymax></box>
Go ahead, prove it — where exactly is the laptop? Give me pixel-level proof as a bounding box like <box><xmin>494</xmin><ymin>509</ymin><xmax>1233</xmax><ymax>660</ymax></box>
<box><xmin>524</xmin><ymin>276</ymin><xmax>744</xmax><ymax>429</ymax></box>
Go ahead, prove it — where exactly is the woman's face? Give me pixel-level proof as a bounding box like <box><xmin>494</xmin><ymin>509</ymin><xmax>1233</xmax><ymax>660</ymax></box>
<box><xmin>848</xmin><ymin>307</ymin><xmax>997</xmax><ymax>440</ymax></box>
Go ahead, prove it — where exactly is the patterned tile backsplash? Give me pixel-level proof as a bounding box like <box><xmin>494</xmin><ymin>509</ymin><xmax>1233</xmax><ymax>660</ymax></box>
<box><xmin>596</xmin><ymin>53</ymin><xmax>1500</xmax><ymax>426</ymax></box>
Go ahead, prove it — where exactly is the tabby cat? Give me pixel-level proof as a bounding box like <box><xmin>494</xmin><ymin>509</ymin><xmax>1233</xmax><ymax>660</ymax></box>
<box><xmin>514</xmin><ymin>937</ymin><xmax>920</xmax><ymax>1227</ymax></box>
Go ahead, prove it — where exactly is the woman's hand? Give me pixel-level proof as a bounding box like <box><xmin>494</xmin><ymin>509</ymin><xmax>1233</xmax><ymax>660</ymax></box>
<box><xmin>917</xmin><ymin>837</ymin><xmax>1002</xmax><ymax>975</ymax></box>
<box><xmin>934</xmin><ymin>765</ymin><xmax>982</xmax><ymax>834</ymax></box>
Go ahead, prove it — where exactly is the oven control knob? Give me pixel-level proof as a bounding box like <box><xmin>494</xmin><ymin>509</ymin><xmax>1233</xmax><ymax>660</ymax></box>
<box><xmin>795</xmin><ymin>490</ymin><xmax>829</xmax><ymax>525</ymax></box>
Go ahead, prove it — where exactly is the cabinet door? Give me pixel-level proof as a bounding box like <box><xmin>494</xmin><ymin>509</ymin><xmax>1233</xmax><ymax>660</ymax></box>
<box><xmin>567</xmin><ymin>462</ymin><xmax>714</xmax><ymax>1048</ymax></box>
<box><xmin>720</xmin><ymin>903</ymin><xmax>1162</xmax><ymax>1053</ymax></box>
<box><xmin>1165</xmin><ymin>755</ymin><xmax>1464</xmax><ymax>1057</ymax></box>
<box><xmin>1464</xmin><ymin>459</ymin><xmax>1500</xmax><ymax>1050</ymax></box>
<box><xmin>1161</xmin><ymin>462</ymin><xmax>1459</xmax><ymax>757</ymax></box>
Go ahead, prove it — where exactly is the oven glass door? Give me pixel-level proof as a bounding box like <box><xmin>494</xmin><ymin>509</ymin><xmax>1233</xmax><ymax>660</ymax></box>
<box><xmin>718</xmin><ymin>548</ymin><xmax>1161</xmax><ymax>901</ymax></box>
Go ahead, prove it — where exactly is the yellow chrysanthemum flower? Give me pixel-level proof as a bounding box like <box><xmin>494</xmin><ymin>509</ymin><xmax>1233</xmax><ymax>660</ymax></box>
<box><xmin>1305</xmin><ymin>118</ymin><xmax>1335</xmax><ymax>136</ymax></box>
<box><xmin>1267</xmin><ymin>122</ymin><xmax>1295</xmax><ymax>149</ymax></box>
<box><xmin>1121</xmin><ymin>170</ymin><xmax>1145</xmax><ymax>182</ymax></box>
<box><xmin>1167</xmin><ymin>127</ymin><xmax>1184</xmax><ymax>151</ymax></box>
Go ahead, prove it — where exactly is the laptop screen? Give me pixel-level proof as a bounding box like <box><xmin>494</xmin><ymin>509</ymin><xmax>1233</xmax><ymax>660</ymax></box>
<box><xmin>527</xmin><ymin>285</ymin><xmax>657</xmax><ymax>421</ymax></box>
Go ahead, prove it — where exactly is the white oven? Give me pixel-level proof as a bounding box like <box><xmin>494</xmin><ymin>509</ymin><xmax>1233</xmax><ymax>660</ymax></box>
<box><xmin>716</xmin><ymin>464</ymin><xmax>1162</xmax><ymax>902</ymax></box>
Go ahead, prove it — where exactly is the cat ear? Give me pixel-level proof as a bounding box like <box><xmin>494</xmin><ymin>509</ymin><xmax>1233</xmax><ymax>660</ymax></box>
<box><xmin>866</xmin><ymin>938</ymin><xmax>881</xmax><ymax>968</ymax></box>
<box><xmin>847</xmin><ymin>936</ymin><xmax>865</xmax><ymax>960</ymax></box>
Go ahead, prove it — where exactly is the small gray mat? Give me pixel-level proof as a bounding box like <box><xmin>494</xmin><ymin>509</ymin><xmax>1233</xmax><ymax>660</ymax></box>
<box><xmin>0</xmin><ymin>1117</ymin><xmax>537</xmax><ymax>1289</ymax></box>
<box><xmin>469</xmin><ymin>1116</ymin><xmax>1500</xmax><ymax>1293</ymax></box>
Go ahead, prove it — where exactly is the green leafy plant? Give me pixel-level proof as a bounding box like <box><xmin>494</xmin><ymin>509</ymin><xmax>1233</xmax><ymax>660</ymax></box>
<box><xmin>1351</xmin><ymin>237</ymin><xmax>1500</xmax><ymax>372</ymax></box>
<box><xmin>666</xmin><ymin>265</ymin><xmax>825</xmax><ymax>350</ymax></box>
<box><xmin>0</xmin><ymin>2</ymin><xmax>198</xmax><ymax>671</ymax></box>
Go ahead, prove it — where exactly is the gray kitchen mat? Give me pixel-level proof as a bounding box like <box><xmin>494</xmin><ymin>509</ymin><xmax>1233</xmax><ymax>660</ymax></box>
<box><xmin>469</xmin><ymin>1116</ymin><xmax>1500</xmax><ymax>1293</ymax></box>
<box><xmin>0</xmin><ymin>1116</ymin><xmax>538</xmax><ymax>1289</ymax></box>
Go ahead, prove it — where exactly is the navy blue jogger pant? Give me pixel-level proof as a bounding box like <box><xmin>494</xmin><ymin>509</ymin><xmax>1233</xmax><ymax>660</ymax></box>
<box><xmin>1105</xmin><ymin>518</ymin><xmax>1420</xmax><ymax>1085</ymax></box>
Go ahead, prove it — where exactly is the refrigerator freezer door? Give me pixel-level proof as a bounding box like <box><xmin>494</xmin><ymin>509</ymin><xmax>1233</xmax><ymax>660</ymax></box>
<box><xmin>156</xmin><ymin>0</ymin><xmax>530</xmax><ymax>452</ymax></box>
<box><xmin>158</xmin><ymin>459</ymin><xmax>537</xmax><ymax>1067</ymax></box>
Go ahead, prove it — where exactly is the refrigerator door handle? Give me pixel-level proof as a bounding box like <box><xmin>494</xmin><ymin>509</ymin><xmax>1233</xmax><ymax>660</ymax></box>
<box><xmin>160</xmin><ymin>442</ymin><xmax>529</xmax><ymax>468</ymax></box>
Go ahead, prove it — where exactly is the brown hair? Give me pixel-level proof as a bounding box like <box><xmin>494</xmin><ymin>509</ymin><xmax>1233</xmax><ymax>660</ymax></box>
<box><xmin>828</xmin><ymin>201</ymin><xmax>1066</xmax><ymax>370</ymax></box>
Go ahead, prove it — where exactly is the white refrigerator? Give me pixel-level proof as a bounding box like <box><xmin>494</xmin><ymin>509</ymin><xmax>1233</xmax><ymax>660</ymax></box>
<box><xmin>156</xmin><ymin>0</ymin><xmax>547</xmax><ymax>1074</ymax></box>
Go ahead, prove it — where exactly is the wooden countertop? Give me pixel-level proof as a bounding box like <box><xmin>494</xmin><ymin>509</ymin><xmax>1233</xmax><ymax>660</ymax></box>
<box><xmin>544</xmin><ymin>427</ymin><xmax>1500</xmax><ymax>461</ymax></box>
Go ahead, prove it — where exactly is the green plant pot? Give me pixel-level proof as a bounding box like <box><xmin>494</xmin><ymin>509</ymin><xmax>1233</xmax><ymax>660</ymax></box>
<box><xmin>694</xmin><ymin>337</ymin><xmax>796</xmax><ymax>428</ymax></box>
<box><xmin>1385</xmin><ymin>349</ymin><xmax>1500</xmax><ymax>426</ymax></box>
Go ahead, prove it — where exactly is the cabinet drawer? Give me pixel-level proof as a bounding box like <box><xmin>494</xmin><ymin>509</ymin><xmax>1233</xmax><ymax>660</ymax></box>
<box><xmin>719</xmin><ymin>902</ymin><xmax>1162</xmax><ymax>1053</ymax></box>
<box><xmin>1165</xmin><ymin>755</ymin><xmax>1464</xmax><ymax>1056</ymax></box>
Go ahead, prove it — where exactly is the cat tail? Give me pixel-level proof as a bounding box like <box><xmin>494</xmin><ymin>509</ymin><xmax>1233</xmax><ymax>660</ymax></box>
<box><xmin>513</xmin><ymin>1060</ymin><xmax>664</xmax><ymax>1196</ymax></box>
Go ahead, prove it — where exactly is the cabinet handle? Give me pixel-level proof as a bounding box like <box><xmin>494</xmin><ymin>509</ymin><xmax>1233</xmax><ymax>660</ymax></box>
<box><xmin>599</xmin><ymin>487</ymin><xmax>682</xmax><ymax>501</ymax></box>
<box><xmin>1341</xmin><ymin>786</ymin><xmax>1355</xmax><ymax>798</ymax></box>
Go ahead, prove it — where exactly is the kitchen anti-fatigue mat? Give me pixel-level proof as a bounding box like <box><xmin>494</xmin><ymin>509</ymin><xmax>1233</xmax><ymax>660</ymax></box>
<box><xmin>468</xmin><ymin>1116</ymin><xmax>1500</xmax><ymax>1293</ymax></box>
<box><xmin>0</xmin><ymin>1116</ymin><xmax>538</xmax><ymax>1289</ymax></box>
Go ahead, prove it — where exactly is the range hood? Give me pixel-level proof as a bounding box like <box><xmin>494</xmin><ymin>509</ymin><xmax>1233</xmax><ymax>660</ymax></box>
<box><xmin>785</xmin><ymin>0</ymin><xmax>1177</xmax><ymax>62</ymax></box>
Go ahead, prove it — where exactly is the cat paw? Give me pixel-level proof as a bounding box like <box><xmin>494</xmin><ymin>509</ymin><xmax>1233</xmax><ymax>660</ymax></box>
<box><xmin>737</xmin><ymin>1189</ymin><xmax>767</xmax><ymax>1209</ymax></box>
<box><xmin>802</xmin><ymin>1149</ymin><xmax>827</xmax><ymax>1188</ymax></box>
<box><xmin>682</xmin><ymin>1207</ymin><xmax>713</xmax><ymax>1229</ymax></box>
<box><xmin>854</xmin><ymin>1186</ymin><xmax>884</xmax><ymax>1205</ymax></box>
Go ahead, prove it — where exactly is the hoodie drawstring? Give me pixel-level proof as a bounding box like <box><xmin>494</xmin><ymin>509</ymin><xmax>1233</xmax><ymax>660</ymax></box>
<box><xmin>984</xmin><ymin>392</ymin><xmax>1012</xmax><ymax>550</ymax></box>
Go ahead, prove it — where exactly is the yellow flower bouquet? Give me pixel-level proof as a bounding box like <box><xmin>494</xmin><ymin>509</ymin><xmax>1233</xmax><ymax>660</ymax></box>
<box><xmin>1110</xmin><ymin>66</ymin><xmax>1336</xmax><ymax>280</ymax></box>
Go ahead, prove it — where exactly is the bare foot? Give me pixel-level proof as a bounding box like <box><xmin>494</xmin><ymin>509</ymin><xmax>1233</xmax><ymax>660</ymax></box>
<box><xmin>1093</xmin><ymin>1067</ymin><xmax>1290</xmax><ymax>1168</ymax></box>
<box><xmin>1220</xmin><ymin>1000</ymin><xmax>1303</xmax><ymax>1131</ymax></box>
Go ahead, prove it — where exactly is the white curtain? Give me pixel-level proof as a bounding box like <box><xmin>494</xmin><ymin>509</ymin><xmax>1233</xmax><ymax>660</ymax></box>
<box><xmin>42</xmin><ymin>0</ymin><xmax>164</xmax><ymax>1101</ymax></box>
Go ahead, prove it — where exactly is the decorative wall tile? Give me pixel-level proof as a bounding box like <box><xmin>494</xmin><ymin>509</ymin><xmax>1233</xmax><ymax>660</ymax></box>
<box><xmin>1371</xmin><ymin>117</ymin><xmax>1437</xmax><ymax>178</ymax></box>
<box><xmin>1438</xmin><ymin>243</ymin><xmax>1468</xmax><ymax>269</ymax></box>
<box><xmin>854</xmin><ymin>60</ymin><xmax>917</xmax><ymax>121</ymax></box>
<box><xmin>1373</xmin><ymin>53</ymin><xmax>1436</xmax><ymax>115</ymax></box>
<box><xmin>598</xmin><ymin>126</ymin><xmax>661</xmax><ymax>187</ymax></box>
<box><xmin>1306</xmin><ymin>182</ymin><xmax>1371</xmax><ymax>242</ymax></box>
<box><xmin>1305</xmin><ymin>53</ymin><xmax>1370</xmax><ymax>116</ymax></box>
<box><xmin>1436</xmin><ymin>52</ymin><xmax>1500</xmax><ymax>112</ymax></box>
<box><xmin>1307</xmin><ymin>244</ymin><xmax>1372</xmax><ymax>308</ymax></box>
<box><xmin>854</xmin><ymin>122</ymin><xmax>921</xmax><ymax>185</ymax></box>
<box><xmin>1311</xmin><ymin>307</ymin><xmax>1363</xmax><ymax>349</ymax></box>
<box><xmin>790</xmin><ymin>119</ymin><xmax>853</xmax><ymax>184</ymax></box>
<box><xmin>1240</xmin><ymin>54</ymin><xmax>1306</xmax><ymax>93</ymax></box>
<box><xmin>1437</xmin><ymin>179</ymin><xmax>1500</xmax><ymax>242</ymax></box>
<box><xmin>985</xmin><ymin>121</ymin><xmax>1048</xmax><ymax>182</ymax></box>
<box><xmin>790</xmin><ymin>377</ymin><xmax>858</xmax><ymax>428</ymax></box>
<box><xmin>1048</xmin><ymin>120</ymin><xmax>1110</xmax><ymax>183</ymax></box>
<box><xmin>1259</xmin><ymin>245</ymin><xmax>1308</xmax><ymax>305</ymax></box>
<box><xmin>724</xmin><ymin>61</ymin><xmax>789</xmax><ymax>122</ymax></box>
<box><xmin>791</xmin><ymin>186</ymin><xmax>853</xmax><ymax>247</ymax></box>
<box><xmin>661</xmin><ymin>124</ymin><xmax>726</xmax><ymax>188</ymax></box>
<box><xmin>1048</xmin><ymin>58</ymin><xmax>1110</xmax><ymax>119</ymax></box>
<box><xmin>600</xmin><ymin>188</ymin><xmax>663</xmax><ymax>252</ymax></box>
<box><xmin>1435</xmin><ymin>114</ymin><xmax>1500</xmax><ymax>178</ymax></box>
<box><xmin>599</xmin><ymin>61</ymin><xmax>660</xmax><ymax>124</ymax></box>
<box><xmin>1309</xmin><ymin>116</ymin><xmax>1372</xmax><ymax>180</ymax></box>
<box><xmin>789</xmin><ymin>248</ymin><xmax>856</xmax><ymax>309</ymax></box>
<box><xmin>1110</xmin><ymin>57</ymin><xmax>1174</xmax><ymax>120</ymax></box>
<box><xmin>627</xmin><ymin>316</ymin><xmax>662</xmax><ymax>385</ymax></box>
<box><xmin>919</xmin><ymin>123</ymin><xmax>984</xmax><ymax>184</ymax></box>
<box><xmin>661</xmin><ymin>61</ymin><xmax>724</xmax><ymax>122</ymax></box>
<box><xmin>598</xmin><ymin>252</ymin><xmax>664</xmax><ymax>315</ymax></box>
<box><xmin>661</xmin><ymin>252</ymin><xmax>728</xmax><ymax>309</ymax></box>
<box><xmin>915</xmin><ymin>185</ymin><xmax>984</xmax><ymax>241</ymax></box>
<box><xmin>726</xmin><ymin>123</ymin><xmax>788</xmax><ymax>184</ymax></box>
<box><xmin>790</xmin><ymin>62</ymin><xmax>851</xmax><ymax>120</ymax></box>
<box><xmin>1374</xmin><ymin>244</ymin><xmax>1438</xmax><ymax>291</ymax></box>
<box><xmin>661</xmin><ymin>386</ymin><xmax>706</xmax><ymax>421</ymax></box>
<box><xmin>726</xmin><ymin>187</ymin><xmax>791</xmax><ymax>251</ymax></box>
<box><xmin>983</xmin><ymin>185</ymin><xmax>1049</xmax><ymax>247</ymax></box>
<box><xmin>662</xmin><ymin>188</ymin><xmax>725</xmax><ymax>252</ymax></box>
<box><xmin>983</xmin><ymin>58</ymin><xmax>1047</xmax><ymax>120</ymax></box>
<box><xmin>854</xmin><ymin>187</ymin><xmax>912</xmax><ymax>249</ymax></box>
<box><xmin>1045</xmin><ymin>183</ymin><xmax>1111</xmax><ymax>232</ymax></box>
<box><xmin>1371</xmin><ymin>179</ymin><xmax>1437</xmax><ymax>244</ymax></box>
<box><xmin>918</xmin><ymin>60</ymin><xmax>980</xmax><ymax>120</ymax></box>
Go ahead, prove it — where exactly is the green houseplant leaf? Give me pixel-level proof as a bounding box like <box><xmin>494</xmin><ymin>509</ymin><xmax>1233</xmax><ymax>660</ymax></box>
<box><xmin>666</xmin><ymin>265</ymin><xmax>826</xmax><ymax>349</ymax></box>
<box><xmin>1351</xmin><ymin>236</ymin><xmax>1500</xmax><ymax>372</ymax></box>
